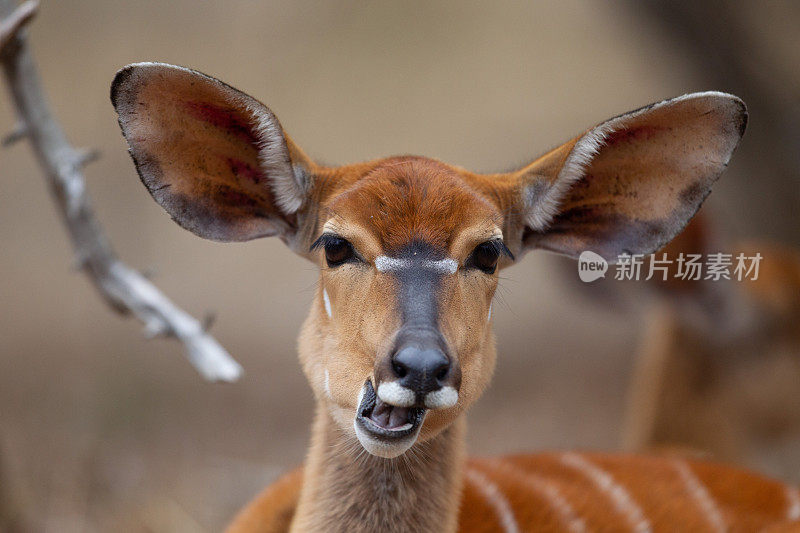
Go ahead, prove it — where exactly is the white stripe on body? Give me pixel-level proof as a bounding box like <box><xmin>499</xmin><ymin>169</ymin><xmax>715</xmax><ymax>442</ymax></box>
<box><xmin>486</xmin><ymin>458</ymin><xmax>587</xmax><ymax>533</ymax></box>
<box><xmin>465</xmin><ymin>467</ymin><xmax>520</xmax><ymax>533</ymax></box>
<box><xmin>673</xmin><ymin>460</ymin><xmax>726</xmax><ymax>532</ymax></box>
<box><xmin>785</xmin><ymin>485</ymin><xmax>800</xmax><ymax>521</ymax></box>
<box><xmin>560</xmin><ymin>452</ymin><xmax>652</xmax><ymax>533</ymax></box>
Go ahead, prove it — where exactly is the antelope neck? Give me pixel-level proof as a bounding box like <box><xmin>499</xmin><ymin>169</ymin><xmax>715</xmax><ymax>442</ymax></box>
<box><xmin>290</xmin><ymin>405</ymin><xmax>466</xmax><ymax>533</ymax></box>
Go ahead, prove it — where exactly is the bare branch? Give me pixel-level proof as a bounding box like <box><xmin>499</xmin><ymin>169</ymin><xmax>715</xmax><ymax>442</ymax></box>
<box><xmin>0</xmin><ymin>0</ymin><xmax>34</xmax><ymax>54</ymax></box>
<box><xmin>0</xmin><ymin>0</ymin><xmax>242</xmax><ymax>382</ymax></box>
<box><xmin>74</xmin><ymin>147</ymin><xmax>101</xmax><ymax>168</ymax></box>
<box><xmin>1</xmin><ymin>120</ymin><xmax>26</xmax><ymax>145</ymax></box>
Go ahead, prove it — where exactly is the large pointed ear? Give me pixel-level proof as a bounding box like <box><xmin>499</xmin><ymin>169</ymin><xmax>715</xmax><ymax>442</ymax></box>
<box><xmin>111</xmin><ymin>62</ymin><xmax>315</xmax><ymax>245</ymax></box>
<box><xmin>513</xmin><ymin>92</ymin><xmax>746</xmax><ymax>261</ymax></box>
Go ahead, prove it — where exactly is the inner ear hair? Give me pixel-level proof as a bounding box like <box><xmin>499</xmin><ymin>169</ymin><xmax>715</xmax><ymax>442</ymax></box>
<box><xmin>522</xmin><ymin>123</ymin><xmax>614</xmax><ymax>232</ymax></box>
<box><xmin>111</xmin><ymin>62</ymin><xmax>316</xmax><ymax>244</ymax></box>
<box><xmin>514</xmin><ymin>92</ymin><xmax>747</xmax><ymax>261</ymax></box>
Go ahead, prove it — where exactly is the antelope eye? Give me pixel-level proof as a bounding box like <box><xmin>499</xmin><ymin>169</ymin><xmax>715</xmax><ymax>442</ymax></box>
<box><xmin>468</xmin><ymin>241</ymin><xmax>501</xmax><ymax>274</ymax></box>
<box><xmin>323</xmin><ymin>237</ymin><xmax>355</xmax><ymax>267</ymax></box>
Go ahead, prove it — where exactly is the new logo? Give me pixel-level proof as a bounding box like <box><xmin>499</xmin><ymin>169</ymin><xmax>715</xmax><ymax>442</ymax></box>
<box><xmin>578</xmin><ymin>251</ymin><xmax>608</xmax><ymax>282</ymax></box>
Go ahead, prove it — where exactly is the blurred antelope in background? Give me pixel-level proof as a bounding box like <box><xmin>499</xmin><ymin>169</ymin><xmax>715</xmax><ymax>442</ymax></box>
<box><xmin>112</xmin><ymin>62</ymin><xmax>800</xmax><ymax>532</ymax></box>
<box><xmin>624</xmin><ymin>213</ymin><xmax>800</xmax><ymax>472</ymax></box>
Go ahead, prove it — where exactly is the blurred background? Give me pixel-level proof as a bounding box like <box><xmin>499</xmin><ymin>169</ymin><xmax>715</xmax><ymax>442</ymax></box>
<box><xmin>1</xmin><ymin>1</ymin><xmax>798</xmax><ymax>531</ymax></box>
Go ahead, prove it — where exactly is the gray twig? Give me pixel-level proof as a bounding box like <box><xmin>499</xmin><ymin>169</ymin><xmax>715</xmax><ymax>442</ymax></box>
<box><xmin>0</xmin><ymin>0</ymin><xmax>242</xmax><ymax>382</ymax></box>
<box><xmin>1</xmin><ymin>121</ymin><xmax>26</xmax><ymax>145</ymax></box>
<box><xmin>0</xmin><ymin>0</ymin><xmax>34</xmax><ymax>54</ymax></box>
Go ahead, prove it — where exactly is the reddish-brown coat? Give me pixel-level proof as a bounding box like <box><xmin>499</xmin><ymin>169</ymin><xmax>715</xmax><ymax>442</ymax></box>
<box><xmin>228</xmin><ymin>453</ymin><xmax>800</xmax><ymax>532</ymax></box>
<box><xmin>110</xmin><ymin>64</ymin><xmax>780</xmax><ymax>533</ymax></box>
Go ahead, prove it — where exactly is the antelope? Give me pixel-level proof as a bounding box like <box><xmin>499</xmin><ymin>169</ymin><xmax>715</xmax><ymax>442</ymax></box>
<box><xmin>624</xmin><ymin>213</ymin><xmax>800</xmax><ymax>468</ymax></box>
<box><xmin>111</xmin><ymin>62</ymin><xmax>800</xmax><ymax>532</ymax></box>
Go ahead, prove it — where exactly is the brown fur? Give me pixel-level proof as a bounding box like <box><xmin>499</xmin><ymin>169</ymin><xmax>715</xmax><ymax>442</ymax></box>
<box><xmin>287</xmin><ymin>412</ymin><xmax>466</xmax><ymax>533</ymax></box>
<box><xmin>229</xmin><ymin>452</ymin><xmax>800</xmax><ymax>532</ymax></box>
<box><xmin>110</xmin><ymin>63</ymin><xmax>794</xmax><ymax>532</ymax></box>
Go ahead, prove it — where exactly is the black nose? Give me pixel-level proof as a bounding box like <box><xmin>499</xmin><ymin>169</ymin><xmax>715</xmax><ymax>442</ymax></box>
<box><xmin>391</xmin><ymin>345</ymin><xmax>450</xmax><ymax>396</ymax></box>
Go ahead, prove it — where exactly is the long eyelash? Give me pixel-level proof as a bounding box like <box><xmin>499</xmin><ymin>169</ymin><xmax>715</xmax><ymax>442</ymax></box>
<box><xmin>310</xmin><ymin>233</ymin><xmax>341</xmax><ymax>252</ymax></box>
<box><xmin>311</xmin><ymin>234</ymin><xmax>512</xmax><ymax>261</ymax></box>
<box><xmin>487</xmin><ymin>239</ymin><xmax>515</xmax><ymax>261</ymax></box>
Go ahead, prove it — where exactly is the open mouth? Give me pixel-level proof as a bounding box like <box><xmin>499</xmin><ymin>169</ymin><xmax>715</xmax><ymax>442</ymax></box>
<box><xmin>356</xmin><ymin>380</ymin><xmax>426</xmax><ymax>441</ymax></box>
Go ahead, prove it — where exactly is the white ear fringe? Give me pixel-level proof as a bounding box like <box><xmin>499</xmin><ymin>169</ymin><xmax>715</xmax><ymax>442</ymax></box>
<box><xmin>224</xmin><ymin>95</ymin><xmax>309</xmax><ymax>216</ymax></box>
<box><xmin>524</xmin><ymin>122</ymin><xmax>614</xmax><ymax>232</ymax></box>
<box><xmin>249</xmin><ymin>102</ymin><xmax>308</xmax><ymax>215</ymax></box>
<box><xmin>523</xmin><ymin>91</ymin><xmax>742</xmax><ymax>232</ymax></box>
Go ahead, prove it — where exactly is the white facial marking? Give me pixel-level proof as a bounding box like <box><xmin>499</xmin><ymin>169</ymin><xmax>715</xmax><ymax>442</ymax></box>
<box><xmin>322</xmin><ymin>288</ymin><xmax>332</xmax><ymax>318</ymax></box>
<box><xmin>375</xmin><ymin>255</ymin><xmax>458</xmax><ymax>275</ymax></box>
<box><xmin>321</xmin><ymin>220</ymin><xmax>340</xmax><ymax>234</ymax></box>
<box><xmin>324</xmin><ymin>369</ymin><xmax>331</xmax><ymax>399</ymax></box>
<box><xmin>425</xmin><ymin>386</ymin><xmax>459</xmax><ymax>409</ymax></box>
<box><xmin>354</xmin><ymin>381</ymin><xmax>426</xmax><ymax>458</ymax></box>
<box><xmin>377</xmin><ymin>381</ymin><xmax>416</xmax><ymax>407</ymax></box>
<box><xmin>374</xmin><ymin>256</ymin><xmax>409</xmax><ymax>271</ymax></box>
<box><xmin>354</xmin><ymin>417</ymin><xmax>424</xmax><ymax>459</ymax></box>
<box><xmin>424</xmin><ymin>258</ymin><xmax>458</xmax><ymax>274</ymax></box>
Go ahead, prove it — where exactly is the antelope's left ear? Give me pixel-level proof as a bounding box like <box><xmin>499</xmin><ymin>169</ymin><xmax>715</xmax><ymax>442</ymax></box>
<box><xmin>111</xmin><ymin>62</ymin><xmax>315</xmax><ymax>248</ymax></box>
<box><xmin>513</xmin><ymin>92</ymin><xmax>746</xmax><ymax>261</ymax></box>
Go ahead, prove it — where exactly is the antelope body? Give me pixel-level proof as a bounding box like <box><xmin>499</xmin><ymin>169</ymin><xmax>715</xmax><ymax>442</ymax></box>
<box><xmin>111</xmin><ymin>62</ymin><xmax>799</xmax><ymax>532</ymax></box>
<box><xmin>624</xmin><ymin>215</ymin><xmax>800</xmax><ymax>468</ymax></box>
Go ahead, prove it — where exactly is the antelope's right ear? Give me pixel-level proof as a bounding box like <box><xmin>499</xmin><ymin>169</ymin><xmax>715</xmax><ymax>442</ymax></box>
<box><xmin>507</xmin><ymin>92</ymin><xmax>746</xmax><ymax>262</ymax></box>
<box><xmin>111</xmin><ymin>62</ymin><xmax>315</xmax><ymax>246</ymax></box>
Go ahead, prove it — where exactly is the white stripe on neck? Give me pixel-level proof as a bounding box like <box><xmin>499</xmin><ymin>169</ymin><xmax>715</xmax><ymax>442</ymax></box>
<box><xmin>375</xmin><ymin>255</ymin><xmax>458</xmax><ymax>274</ymax></box>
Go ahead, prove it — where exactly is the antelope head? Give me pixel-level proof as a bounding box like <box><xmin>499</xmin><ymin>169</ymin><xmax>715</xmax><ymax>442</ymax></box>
<box><xmin>112</xmin><ymin>63</ymin><xmax>746</xmax><ymax>459</ymax></box>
